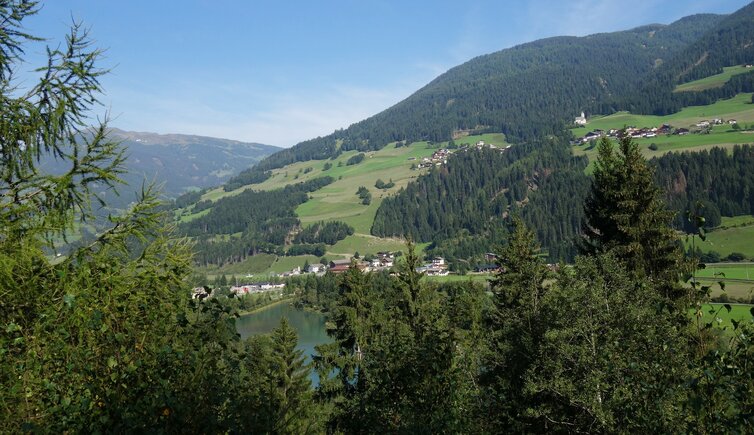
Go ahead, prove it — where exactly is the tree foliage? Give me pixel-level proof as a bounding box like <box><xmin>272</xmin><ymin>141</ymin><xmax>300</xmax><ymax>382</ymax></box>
<box><xmin>581</xmin><ymin>135</ymin><xmax>685</xmax><ymax>299</ymax></box>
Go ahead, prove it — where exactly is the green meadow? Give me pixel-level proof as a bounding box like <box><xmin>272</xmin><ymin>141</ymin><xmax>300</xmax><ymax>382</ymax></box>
<box><xmin>674</xmin><ymin>65</ymin><xmax>753</xmax><ymax>92</ymax></box>
<box><xmin>685</xmin><ymin>223</ymin><xmax>754</xmax><ymax>259</ymax></box>
<box><xmin>190</xmin><ymin>137</ymin><xmax>511</xmax><ymax>275</ymax></box>
<box><xmin>572</xmin><ymin>94</ymin><xmax>754</xmax><ymax>173</ymax></box>
<box><xmin>695</xmin><ymin>263</ymin><xmax>754</xmax><ymax>281</ymax></box>
<box><xmin>572</xmin><ymin>93</ymin><xmax>754</xmax><ymax>135</ymax></box>
<box><xmin>695</xmin><ymin>303</ymin><xmax>754</xmax><ymax>327</ymax></box>
<box><xmin>424</xmin><ymin>273</ymin><xmax>493</xmax><ymax>284</ymax></box>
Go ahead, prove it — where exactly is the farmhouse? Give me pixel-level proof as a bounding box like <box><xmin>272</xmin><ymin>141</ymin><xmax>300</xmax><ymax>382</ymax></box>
<box><xmin>306</xmin><ymin>263</ymin><xmax>325</xmax><ymax>274</ymax></box>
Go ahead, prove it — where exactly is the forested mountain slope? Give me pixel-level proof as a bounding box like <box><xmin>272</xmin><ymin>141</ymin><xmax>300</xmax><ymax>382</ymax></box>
<box><xmin>372</xmin><ymin>136</ymin><xmax>590</xmax><ymax>264</ymax></box>
<box><xmin>41</xmin><ymin>128</ymin><xmax>279</xmax><ymax>208</ymax></box>
<box><xmin>622</xmin><ymin>3</ymin><xmax>754</xmax><ymax>114</ymax></box>
<box><xmin>249</xmin><ymin>14</ymin><xmax>723</xmax><ymax>175</ymax></box>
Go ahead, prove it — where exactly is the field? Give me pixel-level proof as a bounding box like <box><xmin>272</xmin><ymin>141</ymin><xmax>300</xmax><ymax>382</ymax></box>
<box><xmin>572</xmin><ymin>94</ymin><xmax>754</xmax><ymax>166</ymax></box>
<box><xmin>695</xmin><ymin>263</ymin><xmax>754</xmax><ymax>281</ymax></box>
<box><xmin>685</xmin><ymin>223</ymin><xmax>754</xmax><ymax>259</ymax></box>
<box><xmin>201</xmin><ymin>253</ymin><xmax>322</xmax><ymax>279</ymax></box>
<box><xmin>674</xmin><ymin>65</ymin><xmax>752</xmax><ymax>92</ymax></box>
<box><xmin>696</xmin><ymin>303</ymin><xmax>754</xmax><ymax>327</ymax></box>
<box><xmin>572</xmin><ymin>93</ymin><xmax>754</xmax><ymax>135</ymax></box>
<box><xmin>424</xmin><ymin>273</ymin><xmax>493</xmax><ymax>284</ymax></box>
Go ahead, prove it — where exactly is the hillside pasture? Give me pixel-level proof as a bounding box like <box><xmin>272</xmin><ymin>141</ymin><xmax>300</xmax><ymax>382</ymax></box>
<box><xmin>452</xmin><ymin>132</ymin><xmax>508</xmax><ymax>147</ymax></box>
<box><xmin>695</xmin><ymin>303</ymin><xmax>754</xmax><ymax>327</ymax></box>
<box><xmin>695</xmin><ymin>263</ymin><xmax>754</xmax><ymax>281</ymax></box>
<box><xmin>572</xmin><ymin>93</ymin><xmax>754</xmax><ymax>136</ymax></box>
<box><xmin>685</xmin><ymin>222</ymin><xmax>754</xmax><ymax>259</ymax></box>
<box><xmin>674</xmin><ymin>65</ymin><xmax>753</xmax><ymax>92</ymax></box>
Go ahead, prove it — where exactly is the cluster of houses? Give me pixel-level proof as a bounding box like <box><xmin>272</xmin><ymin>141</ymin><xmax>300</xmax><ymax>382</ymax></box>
<box><xmin>472</xmin><ymin>140</ymin><xmax>512</xmax><ymax>152</ymax></box>
<box><xmin>574</xmin><ymin>110</ymin><xmax>740</xmax><ymax>144</ymax></box>
<box><xmin>316</xmin><ymin>252</ymin><xmax>398</xmax><ymax>275</ymax></box>
<box><xmin>229</xmin><ymin>282</ymin><xmax>286</xmax><ymax>296</ymax></box>
<box><xmin>416</xmin><ymin>256</ymin><xmax>450</xmax><ymax>276</ymax></box>
<box><xmin>190</xmin><ymin>281</ymin><xmax>287</xmax><ymax>300</ymax></box>
<box><xmin>413</xmin><ymin>148</ymin><xmax>452</xmax><ymax>169</ymax></box>
<box><xmin>410</xmin><ymin>141</ymin><xmax>513</xmax><ymax>170</ymax></box>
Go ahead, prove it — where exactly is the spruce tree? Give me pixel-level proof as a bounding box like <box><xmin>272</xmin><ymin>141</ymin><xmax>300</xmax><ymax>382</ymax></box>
<box><xmin>484</xmin><ymin>217</ymin><xmax>550</xmax><ymax>431</ymax></box>
<box><xmin>581</xmin><ymin>135</ymin><xmax>685</xmax><ymax>300</ymax></box>
<box><xmin>268</xmin><ymin>318</ymin><xmax>314</xmax><ymax>434</ymax></box>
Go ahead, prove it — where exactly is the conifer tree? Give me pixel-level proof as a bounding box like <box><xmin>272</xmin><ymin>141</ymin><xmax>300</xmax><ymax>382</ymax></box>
<box><xmin>268</xmin><ymin>318</ymin><xmax>315</xmax><ymax>434</ymax></box>
<box><xmin>484</xmin><ymin>217</ymin><xmax>550</xmax><ymax>431</ymax></box>
<box><xmin>581</xmin><ymin>134</ymin><xmax>685</xmax><ymax>300</ymax></box>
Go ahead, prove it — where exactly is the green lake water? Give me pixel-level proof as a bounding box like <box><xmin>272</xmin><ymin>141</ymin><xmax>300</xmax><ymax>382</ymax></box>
<box><xmin>236</xmin><ymin>302</ymin><xmax>331</xmax><ymax>383</ymax></box>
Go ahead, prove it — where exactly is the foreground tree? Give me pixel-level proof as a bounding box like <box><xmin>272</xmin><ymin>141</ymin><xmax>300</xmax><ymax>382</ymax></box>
<box><xmin>483</xmin><ymin>217</ymin><xmax>550</xmax><ymax>431</ymax></box>
<box><xmin>581</xmin><ymin>134</ymin><xmax>686</xmax><ymax>302</ymax></box>
<box><xmin>0</xmin><ymin>2</ymin><xmax>195</xmax><ymax>430</ymax></box>
<box><xmin>0</xmin><ymin>4</ymin><xmax>322</xmax><ymax>432</ymax></box>
<box><xmin>525</xmin><ymin>254</ymin><xmax>690</xmax><ymax>432</ymax></box>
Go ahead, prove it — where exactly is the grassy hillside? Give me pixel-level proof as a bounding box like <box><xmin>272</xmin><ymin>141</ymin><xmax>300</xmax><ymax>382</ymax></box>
<box><xmin>573</xmin><ymin>93</ymin><xmax>754</xmax><ymax>164</ymax></box>
<box><xmin>674</xmin><ymin>65</ymin><xmax>754</xmax><ymax>92</ymax></box>
<box><xmin>184</xmin><ymin>135</ymin><xmax>508</xmax><ymax>275</ymax></box>
<box><xmin>683</xmin><ymin>216</ymin><xmax>754</xmax><ymax>263</ymax></box>
<box><xmin>696</xmin><ymin>263</ymin><xmax>754</xmax><ymax>280</ymax></box>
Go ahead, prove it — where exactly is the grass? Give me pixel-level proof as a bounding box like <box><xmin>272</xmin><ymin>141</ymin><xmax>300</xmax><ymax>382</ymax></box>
<box><xmin>200</xmin><ymin>254</ymin><xmax>320</xmax><ymax>278</ymax></box>
<box><xmin>572</xmin><ymin>94</ymin><xmax>754</xmax><ymax>169</ymax></box>
<box><xmin>328</xmin><ymin>234</ymin><xmax>409</xmax><ymax>258</ymax></box>
<box><xmin>177</xmin><ymin>207</ymin><xmax>210</xmax><ymax>223</ymax></box>
<box><xmin>573</xmin><ymin>126</ymin><xmax>754</xmax><ymax>163</ymax></box>
<box><xmin>572</xmin><ymin>93</ymin><xmax>754</xmax><ymax>136</ymax></box>
<box><xmin>685</xmin><ymin>224</ymin><xmax>754</xmax><ymax>259</ymax></box>
<box><xmin>186</xmin><ymin>140</ymin><xmax>474</xmax><ymax>274</ymax></box>
<box><xmin>674</xmin><ymin>66</ymin><xmax>753</xmax><ymax>92</ymax></box>
<box><xmin>716</xmin><ymin>214</ymin><xmax>754</xmax><ymax>228</ymax></box>
<box><xmin>696</xmin><ymin>303</ymin><xmax>754</xmax><ymax>327</ymax></box>
<box><xmin>695</xmin><ymin>263</ymin><xmax>754</xmax><ymax>281</ymax></box>
<box><xmin>424</xmin><ymin>273</ymin><xmax>493</xmax><ymax>284</ymax></box>
<box><xmin>452</xmin><ymin>133</ymin><xmax>508</xmax><ymax>147</ymax></box>
<box><xmin>207</xmin><ymin>254</ymin><xmax>277</xmax><ymax>274</ymax></box>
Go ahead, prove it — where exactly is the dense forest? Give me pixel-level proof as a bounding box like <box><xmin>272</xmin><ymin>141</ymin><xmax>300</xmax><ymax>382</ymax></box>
<box><xmin>294</xmin><ymin>221</ymin><xmax>354</xmax><ymax>245</ymax></box>
<box><xmin>373</xmin><ymin>137</ymin><xmax>754</xmax><ymax>267</ymax></box>
<box><xmin>372</xmin><ymin>138</ymin><xmax>589</xmax><ymax>265</ymax></box>
<box><xmin>654</xmin><ymin>144</ymin><xmax>754</xmax><ymax>230</ymax></box>
<box><xmin>620</xmin><ymin>3</ymin><xmax>754</xmax><ymax>115</ymax></box>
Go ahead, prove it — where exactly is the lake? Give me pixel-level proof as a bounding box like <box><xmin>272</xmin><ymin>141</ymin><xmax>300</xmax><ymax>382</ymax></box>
<box><xmin>236</xmin><ymin>301</ymin><xmax>331</xmax><ymax>383</ymax></box>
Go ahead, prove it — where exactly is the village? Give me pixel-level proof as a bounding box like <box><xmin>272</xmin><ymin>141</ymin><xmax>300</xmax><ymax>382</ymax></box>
<box><xmin>411</xmin><ymin>140</ymin><xmax>513</xmax><ymax>169</ymax></box>
<box><xmin>572</xmin><ymin>111</ymin><xmax>739</xmax><ymax>144</ymax></box>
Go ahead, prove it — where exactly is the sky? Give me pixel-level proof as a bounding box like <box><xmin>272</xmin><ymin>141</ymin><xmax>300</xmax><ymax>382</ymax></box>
<box><xmin>19</xmin><ymin>0</ymin><xmax>752</xmax><ymax>147</ymax></box>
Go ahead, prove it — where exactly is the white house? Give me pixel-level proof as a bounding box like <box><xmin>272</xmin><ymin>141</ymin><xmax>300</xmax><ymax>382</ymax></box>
<box><xmin>306</xmin><ymin>263</ymin><xmax>325</xmax><ymax>273</ymax></box>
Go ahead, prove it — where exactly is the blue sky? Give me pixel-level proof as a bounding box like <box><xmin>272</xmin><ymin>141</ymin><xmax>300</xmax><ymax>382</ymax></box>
<box><xmin>21</xmin><ymin>0</ymin><xmax>751</xmax><ymax>147</ymax></box>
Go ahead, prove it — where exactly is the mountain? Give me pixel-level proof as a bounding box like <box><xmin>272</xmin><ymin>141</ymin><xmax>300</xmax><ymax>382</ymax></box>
<box><xmin>248</xmin><ymin>13</ymin><xmax>724</xmax><ymax>177</ymax></box>
<box><xmin>108</xmin><ymin>128</ymin><xmax>280</xmax><ymax>196</ymax></box>
<box><xmin>184</xmin><ymin>3</ymin><xmax>754</xmax><ymax>270</ymax></box>
<box><xmin>619</xmin><ymin>3</ymin><xmax>754</xmax><ymax>115</ymax></box>
<box><xmin>42</xmin><ymin>128</ymin><xmax>280</xmax><ymax>208</ymax></box>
